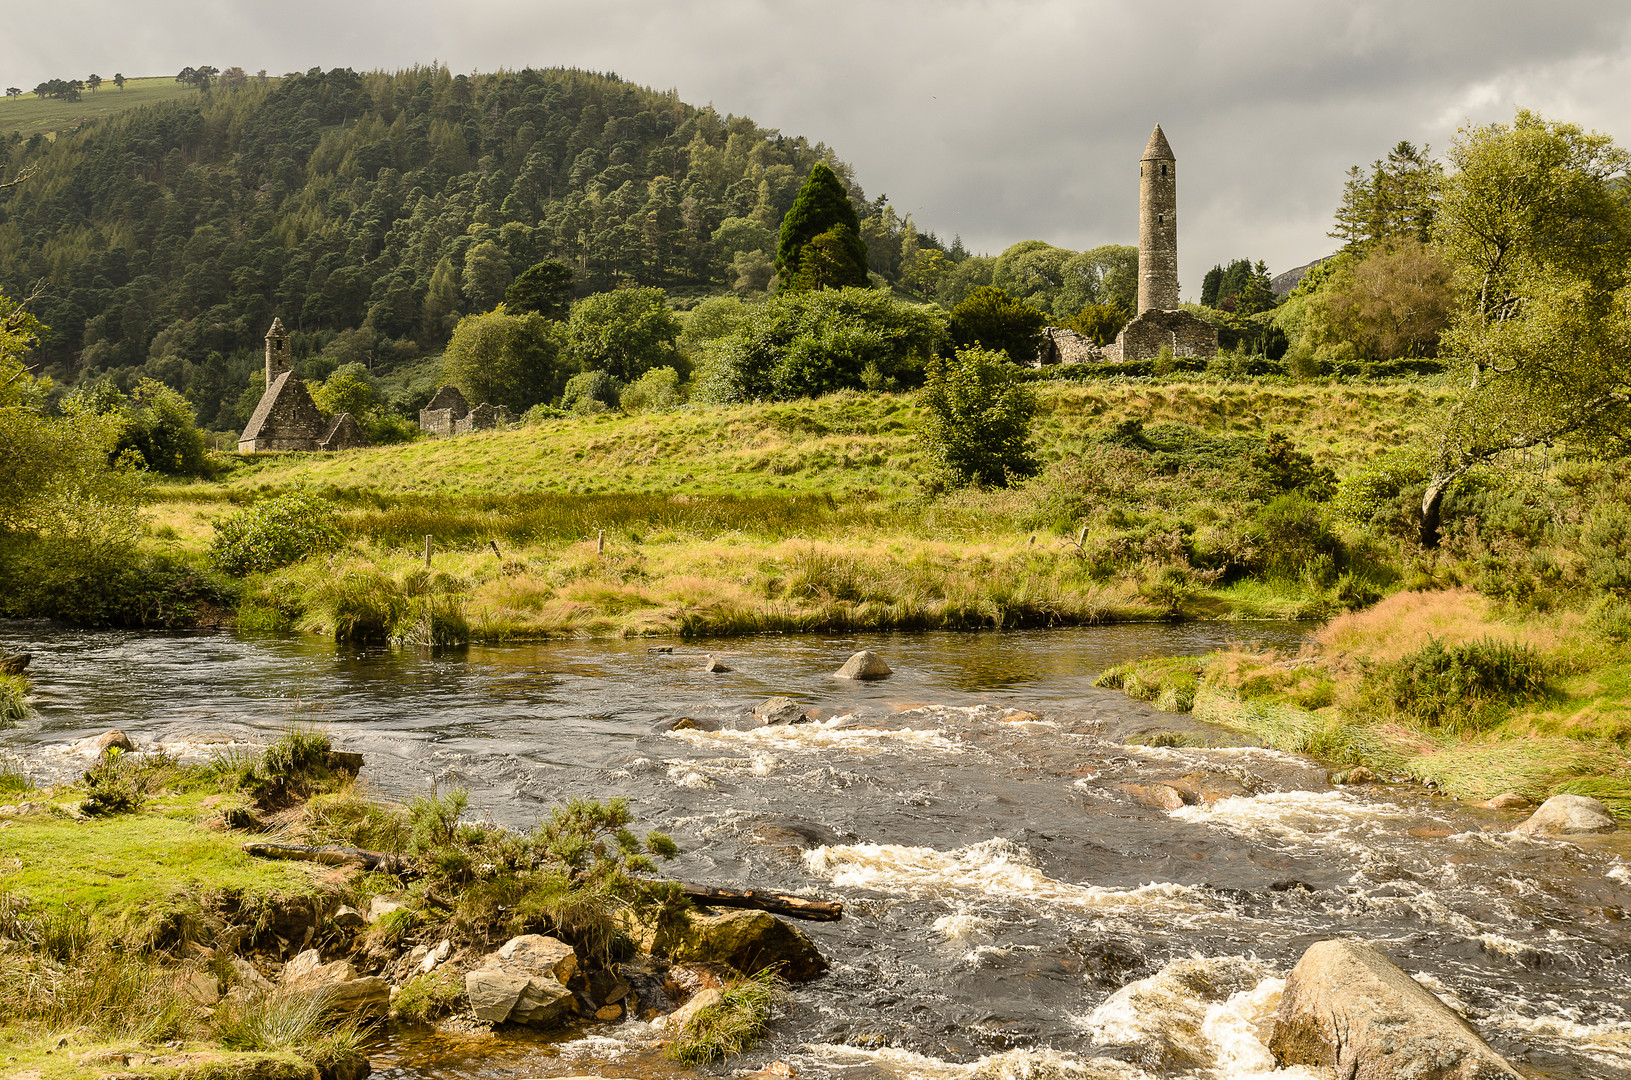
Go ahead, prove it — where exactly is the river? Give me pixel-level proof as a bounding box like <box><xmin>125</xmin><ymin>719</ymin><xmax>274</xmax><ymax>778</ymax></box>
<box><xmin>3</xmin><ymin>623</ymin><xmax>1629</xmax><ymax>1080</ymax></box>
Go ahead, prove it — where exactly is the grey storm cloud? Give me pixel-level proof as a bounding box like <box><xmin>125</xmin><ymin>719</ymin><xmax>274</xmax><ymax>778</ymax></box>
<box><xmin>17</xmin><ymin>0</ymin><xmax>1631</xmax><ymax>295</ymax></box>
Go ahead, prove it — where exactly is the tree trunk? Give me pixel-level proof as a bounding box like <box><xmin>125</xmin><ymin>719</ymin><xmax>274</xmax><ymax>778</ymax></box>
<box><xmin>1420</xmin><ymin>470</ymin><xmax>1456</xmax><ymax>549</ymax></box>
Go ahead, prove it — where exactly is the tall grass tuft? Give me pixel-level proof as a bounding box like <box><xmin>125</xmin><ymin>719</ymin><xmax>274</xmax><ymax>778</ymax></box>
<box><xmin>666</xmin><ymin>968</ymin><xmax>784</xmax><ymax>1064</ymax></box>
<box><xmin>212</xmin><ymin>988</ymin><xmax>370</xmax><ymax>1076</ymax></box>
<box><xmin>0</xmin><ymin>753</ymin><xmax>31</xmax><ymax>795</ymax></box>
<box><xmin>0</xmin><ymin>674</ymin><xmax>28</xmax><ymax>728</ymax></box>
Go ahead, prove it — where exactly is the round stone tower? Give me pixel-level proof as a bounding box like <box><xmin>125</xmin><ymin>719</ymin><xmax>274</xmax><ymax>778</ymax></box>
<box><xmin>264</xmin><ymin>317</ymin><xmax>291</xmax><ymax>385</ymax></box>
<box><xmin>1137</xmin><ymin>124</ymin><xmax>1178</xmax><ymax>314</ymax></box>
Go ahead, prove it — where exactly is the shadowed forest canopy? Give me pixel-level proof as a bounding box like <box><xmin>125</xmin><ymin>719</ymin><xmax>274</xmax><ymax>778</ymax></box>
<box><xmin>0</xmin><ymin>65</ymin><xmax>957</xmax><ymax>428</ymax></box>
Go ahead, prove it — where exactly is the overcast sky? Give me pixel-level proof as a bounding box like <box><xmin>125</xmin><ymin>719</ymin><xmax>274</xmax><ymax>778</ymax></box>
<box><xmin>16</xmin><ymin>1</ymin><xmax>1631</xmax><ymax>297</ymax></box>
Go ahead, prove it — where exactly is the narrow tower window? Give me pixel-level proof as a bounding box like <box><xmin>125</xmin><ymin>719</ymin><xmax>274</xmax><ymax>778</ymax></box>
<box><xmin>1160</xmin><ymin>164</ymin><xmax>1168</xmax><ymax>177</ymax></box>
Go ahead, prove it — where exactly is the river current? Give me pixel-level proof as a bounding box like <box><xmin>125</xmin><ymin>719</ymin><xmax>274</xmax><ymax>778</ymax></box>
<box><xmin>3</xmin><ymin>623</ymin><xmax>1629</xmax><ymax>1080</ymax></box>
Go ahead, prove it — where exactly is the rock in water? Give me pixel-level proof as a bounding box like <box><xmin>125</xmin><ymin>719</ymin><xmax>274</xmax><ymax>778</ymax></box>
<box><xmin>96</xmin><ymin>729</ymin><xmax>135</xmax><ymax>754</ymax></box>
<box><xmin>655</xmin><ymin>908</ymin><xmax>828</xmax><ymax>981</ymax></box>
<box><xmin>658</xmin><ymin>987</ymin><xmax>724</xmax><ymax>1032</ymax></box>
<box><xmin>1270</xmin><ymin>938</ymin><xmax>1522</xmax><ymax>1079</ymax></box>
<box><xmin>0</xmin><ymin>653</ymin><xmax>29</xmax><ymax>674</ymax></box>
<box><xmin>754</xmin><ymin>696</ymin><xmax>806</xmax><ymax>725</ymax></box>
<box><xmin>1512</xmin><ymin>794</ymin><xmax>1617</xmax><ymax>836</ymax></box>
<box><xmin>833</xmin><ymin>650</ymin><xmax>891</xmax><ymax>680</ymax></box>
<box><xmin>464</xmin><ymin>934</ymin><xmax>579</xmax><ymax>1027</ymax></box>
<box><xmin>703</xmin><ymin>655</ymin><xmax>732</xmax><ymax>673</ymax></box>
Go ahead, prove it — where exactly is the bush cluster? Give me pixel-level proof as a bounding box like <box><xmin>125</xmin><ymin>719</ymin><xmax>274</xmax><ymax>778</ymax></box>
<box><xmin>210</xmin><ymin>492</ymin><xmax>343</xmax><ymax>576</ymax></box>
<box><xmin>1370</xmin><ymin>635</ymin><xmax>1551</xmax><ymax>733</ymax></box>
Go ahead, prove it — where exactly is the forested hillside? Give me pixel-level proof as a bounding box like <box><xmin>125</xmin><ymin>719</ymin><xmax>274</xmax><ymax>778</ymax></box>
<box><xmin>0</xmin><ymin>66</ymin><xmax>956</xmax><ymax>427</ymax></box>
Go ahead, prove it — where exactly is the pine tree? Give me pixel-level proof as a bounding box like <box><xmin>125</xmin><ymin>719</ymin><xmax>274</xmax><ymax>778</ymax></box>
<box><xmin>775</xmin><ymin>162</ymin><xmax>868</xmax><ymax>292</ymax></box>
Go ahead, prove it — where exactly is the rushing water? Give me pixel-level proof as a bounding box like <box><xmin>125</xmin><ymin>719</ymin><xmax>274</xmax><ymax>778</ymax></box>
<box><xmin>3</xmin><ymin>622</ymin><xmax>1630</xmax><ymax>1080</ymax></box>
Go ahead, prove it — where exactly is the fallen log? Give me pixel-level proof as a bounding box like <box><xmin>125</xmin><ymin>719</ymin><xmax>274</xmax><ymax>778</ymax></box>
<box><xmin>677</xmin><ymin>883</ymin><xmax>842</xmax><ymax>921</ymax></box>
<box><xmin>243</xmin><ymin>841</ymin><xmax>408</xmax><ymax>874</ymax></box>
<box><xmin>243</xmin><ymin>842</ymin><xmax>842</xmax><ymax>920</ymax></box>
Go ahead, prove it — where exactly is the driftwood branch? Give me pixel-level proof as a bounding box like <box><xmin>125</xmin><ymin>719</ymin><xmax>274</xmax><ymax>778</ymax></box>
<box><xmin>676</xmin><ymin>883</ymin><xmax>842</xmax><ymax>921</ymax></box>
<box><xmin>243</xmin><ymin>841</ymin><xmax>408</xmax><ymax>874</ymax></box>
<box><xmin>243</xmin><ymin>842</ymin><xmax>842</xmax><ymax>920</ymax></box>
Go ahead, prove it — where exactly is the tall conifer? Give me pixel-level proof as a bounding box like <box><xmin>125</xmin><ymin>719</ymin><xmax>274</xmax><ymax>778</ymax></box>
<box><xmin>775</xmin><ymin>162</ymin><xmax>868</xmax><ymax>292</ymax></box>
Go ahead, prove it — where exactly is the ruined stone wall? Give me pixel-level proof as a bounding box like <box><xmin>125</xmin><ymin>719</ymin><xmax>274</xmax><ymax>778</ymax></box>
<box><xmin>1035</xmin><ymin>327</ymin><xmax>1106</xmax><ymax>367</ymax></box>
<box><xmin>453</xmin><ymin>403</ymin><xmax>514</xmax><ymax>434</ymax></box>
<box><xmin>319</xmin><ymin>412</ymin><xmax>369</xmax><ymax>451</ymax></box>
<box><xmin>1113</xmin><ymin>309</ymin><xmax>1218</xmax><ymax>362</ymax></box>
<box><xmin>419</xmin><ymin>408</ymin><xmax>460</xmax><ymax>438</ymax></box>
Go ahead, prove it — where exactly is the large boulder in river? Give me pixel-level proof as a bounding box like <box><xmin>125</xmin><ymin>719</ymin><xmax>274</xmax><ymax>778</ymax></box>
<box><xmin>754</xmin><ymin>696</ymin><xmax>807</xmax><ymax>725</ymax></box>
<box><xmin>464</xmin><ymin>934</ymin><xmax>579</xmax><ymax>1027</ymax></box>
<box><xmin>1269</xmin><ymin>939</ymin><xmax>1522</xmax><ymax>1079</ymax></box>
<box><xmin>1511</xmin><ymin>794</ymin><xmax>1617</xmax><ymax>837</ymax></box>
<box><xmin>641</xmin><ymin>908</ymin><xmax>827</xmax><ymax>981</ymax></box>
<box><xmin>833</xmin><ymin>650</ymin><xmax>891</xmax><ymax>680</ymax></box>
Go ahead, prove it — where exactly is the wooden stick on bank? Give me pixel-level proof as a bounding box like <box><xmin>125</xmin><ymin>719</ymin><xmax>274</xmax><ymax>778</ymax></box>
<box><xmin>243</xmin><ymin>842</ymin><xmax>843</xmax><ymax>920</ymax></box>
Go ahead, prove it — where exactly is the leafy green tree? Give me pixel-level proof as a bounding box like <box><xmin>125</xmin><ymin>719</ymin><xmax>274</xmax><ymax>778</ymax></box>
<box><xmin>312</xmin><ymin>363</ymin><xmax>383</xmax><ymax>418</ymax></box>
<box><xmin>1420</xmin><ymin>110</ymin><xmax>1631</xmax><ymax>546</ymax></box>
<box><xmin>442</xmin><ymin>305</ymin><xmax>568</xmax><ymax>411</ymax></box>
<box><xmin>785</xmin><ymin>225</ymin><xmax>870</xmax><ymax>292</ymax></box>
<box><xmin>712</xmin><ymin>217</ymin><xmax>776</xmax><ymax>260</ymax></box>
<box><xmin>917</xmin><ymin>347</ymin><xmax>1038</xmax><ymax>488</ymax></box>
<box><xmin>87</xmin><ymin>74</ymin><xmax>102</xmax><ymax>93</ymax></box>
<box><xmin>1200</xmin><ymin>259</ymin><xmax>1277</xmax><ymax>314</ymax></box>
<box><xmin>730</xmin><ymin>250</ymin><xmax>775</xmax><ymax>294</ymax></box>
<box><xmin>505</xmin><ymin>260</ymin><xmax>575</xmax><ymax>320</ymax></box>
<box><xmin>993</xmin><ymin>241</ymin><xmax>1073</xmax><ymax>313</ymax></box>
<box><xmin>775</xmin><ymin>162</ymin><xmax>867</xmax><ymax>292</ymax></box>
<box><xmin>422</xmin><ymin>256</ymin><xmax>463</xmax><ymax>343</ymax></box>
<box><xmin>462</xmin><ymin>240</ymin><xmax>513</xmax><ymax>312</ymax></box>
<box><xmin>1059</xmin><ymin>303</ymin><xmax>1129</xmax><ymax>346</ymax></box>
<box><xmin>112</xmin><ymin>74</ymin><xmax>125</xmax><ymax>90</ymax></box>
<box><xmin>565</xmin><ymin>288</ymin><xmax>682</xmax><ymax>382</ymax></box>
<box><xmin>561</xmin><ymin>369</ymin><xmax>619</xmax><ymax>414</ymax></box>
<box><xmin>697</xmin><ymin>287</ymin><xmax>947</xmax><ymax>402</ymax></box>
<box><xmin>950</xmin><ymin>286</ymin><xmax>1046</xmax><ymax>364</ymax></box>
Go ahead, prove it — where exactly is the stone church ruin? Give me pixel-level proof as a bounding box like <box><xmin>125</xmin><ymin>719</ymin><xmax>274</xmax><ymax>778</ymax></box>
<box><xmin>1033</xmin><ymin>125</ymin><xmax>1217</xmax><ymax>369</ymax></box>
<box><xmin>238</xmin><ymin>319</ymin><xmax>370</xmax><ymax>453</ymax></box>
<box><xmin>418</xmin><ymin>384</ymin><xmax>514</xmax><ymax>437</ymax></box>
<box><xmin>237</xmin><ymin>319</ymin><xmax>371</xmax><ymax>453</ymax></box>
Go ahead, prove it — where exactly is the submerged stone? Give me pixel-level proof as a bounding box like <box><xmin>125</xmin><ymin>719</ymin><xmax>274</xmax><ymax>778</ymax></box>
<box><xmin>833</xmin><ymin>650</ymin><xmax>891</xmax><ymax>680</ymax></box>
<box><xmin>1512</xmin><ymin>794</ymin><xmax>1617</xmax><ymax>837</ymax></box>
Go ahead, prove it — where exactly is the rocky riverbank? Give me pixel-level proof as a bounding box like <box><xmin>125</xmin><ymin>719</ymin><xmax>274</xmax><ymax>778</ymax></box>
<box><xmin>0</xmin><ymin>728</ymin><xmax>831</xmax><ymax>1080</ymax></box>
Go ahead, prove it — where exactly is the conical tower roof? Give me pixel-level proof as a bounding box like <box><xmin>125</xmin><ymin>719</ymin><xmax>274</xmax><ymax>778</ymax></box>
<box><xmin>266</xmin><ymin>317</ymin><xmax>287</xmax><ymax>338</ymax></box>
<box><xmin>1142</xmin><ymin>124</ymin><xmax>1174</xmax><ymax>161</ymax></box>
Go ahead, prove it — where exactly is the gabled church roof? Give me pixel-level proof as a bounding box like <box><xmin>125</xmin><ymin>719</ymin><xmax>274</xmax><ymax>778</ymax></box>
<box><xmin>240</xmin><ymin>370</ymin><xmax>323</xmax><ymax>443</ymax></box>
<box><xmin>1142</xmin><ymin>124</ymin><xmax>1174</xmax><ymax>161</ymax></box>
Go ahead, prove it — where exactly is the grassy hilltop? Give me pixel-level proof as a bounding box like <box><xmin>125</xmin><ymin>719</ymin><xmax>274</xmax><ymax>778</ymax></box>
<box><xmin>0</xmin><ymin>78</ymin><xmax>199</xmax><ymax>138</ymax></box>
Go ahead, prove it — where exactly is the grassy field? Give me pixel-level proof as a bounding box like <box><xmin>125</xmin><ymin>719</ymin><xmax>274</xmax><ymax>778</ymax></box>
<box><xmin>0</xmin><ymin>77</ymin><xmax>199</xmax><ymax>139</ymax></box>
<box><xmin>135</xmin><ymin>379</ymin><xmax>1448</xmax><ymax>639</ymax></box>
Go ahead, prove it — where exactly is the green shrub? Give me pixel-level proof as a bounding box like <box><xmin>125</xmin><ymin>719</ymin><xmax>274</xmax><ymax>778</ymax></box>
<box><xmin>211</xmin><ymin>492</ymin><xmax>343</xmax><ymax>576</ymax></box>
<box><xmin>561</xmin><ymin>369</ymin><xmax>620</xmax><ymax>414</ymax></box>
<box><xmin>916</xmin><ymin>347</ymin><xmax>1038</xmax><ymax>488</ymax></box>
<box><xmin>1370</xmin><ymin>635</ymin><xmax>1550</xmax><ymax>734</ymax></box>
<box><xmin>80</xmin><ymin>748</ymin><xmax>145</xmax><ymax>817</ymax></box>
<box><xmin>949</xmin><ymin>286</ymin><xmax>1046</xmax><ymax>364</ymax></box>
<box><xmin>0</xmin><ymin>676</ymin><xmax>27</xmax><ymax>729</ymax></box>
<box><xmin>1331</xmin><ymin>450</ymin><xmax>1429</xmax><ymax>531</ymax></box>
<box><xmin>1254</xmin><ymin>492</ymin><xmax>1344</xmax><ymax>583</ymax></box>
<box><xmin>666</xmin><ymin>968</ymin><xmax>783</xmax><ymax>1064</ymax></box>
<box><xmin>620</xmin><ymin>366</ymin><xmax>686</xmax><ymax>413</ymax></box>
<box><xmin>0</xmin><ymin>753</ymin><xmax>32</xmax><ymax>793</ymax></box>
<box><xmin>695</xmin><ymin>287</ymin><xmax>947</xmax><ymax>402</ymax></box>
